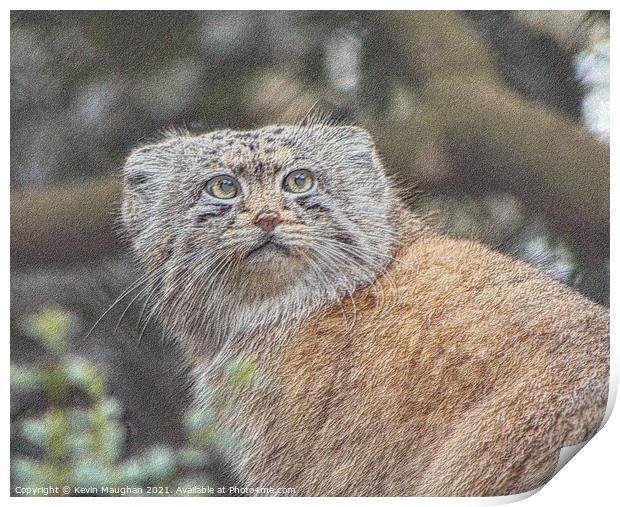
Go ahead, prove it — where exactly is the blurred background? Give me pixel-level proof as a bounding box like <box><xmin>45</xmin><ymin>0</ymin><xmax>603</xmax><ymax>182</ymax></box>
<box><xmin>10</xmin><ymin>10</ymin><xmax>609</xmax><ymax>496</ymax></box>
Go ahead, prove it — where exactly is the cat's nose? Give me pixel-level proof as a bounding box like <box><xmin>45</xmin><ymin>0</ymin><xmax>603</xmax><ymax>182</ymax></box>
<box><xmin>253</xmin><ymin>210</ymin><xmax>282</xmax><ymax>232</ymax></box>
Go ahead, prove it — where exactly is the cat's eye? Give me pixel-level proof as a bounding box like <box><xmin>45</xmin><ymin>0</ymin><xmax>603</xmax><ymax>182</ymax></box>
<box><xmin>283</xmin><ymin>169</ymin><xmax>314</xmax><ymax>194</ymax></box>
<box><xmin>205</xmin><ymin>175</ymin><xmax>239</xmax><ymax>199</ymax></box>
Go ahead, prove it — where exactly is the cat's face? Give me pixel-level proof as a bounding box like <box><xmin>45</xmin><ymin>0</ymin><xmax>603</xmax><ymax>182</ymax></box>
<box><xmin>122</xmin><ymin>124</ymin><xmax>398</xmax><ymax>321</ymax></box>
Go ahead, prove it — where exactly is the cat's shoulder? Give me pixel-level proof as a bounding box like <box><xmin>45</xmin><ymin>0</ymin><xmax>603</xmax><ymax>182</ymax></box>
<box><xmin>385</xmin><ymin>232</ymin><xmax>608</xmax><ymax>363</ymax></box>
<box><xmin>396</xmin><ymin>231</ymin><xmax>602</xmax><ymax>311</ymax></box>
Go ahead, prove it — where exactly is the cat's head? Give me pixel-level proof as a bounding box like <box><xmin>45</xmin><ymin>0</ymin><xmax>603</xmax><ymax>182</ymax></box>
<box><xmin>121</xmin><ymin>124</ymin><xmax>399</xmax><ymax>337</ymax></box>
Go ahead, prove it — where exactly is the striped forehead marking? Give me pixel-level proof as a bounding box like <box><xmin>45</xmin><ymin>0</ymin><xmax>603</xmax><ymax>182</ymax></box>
<box><xmin>205</xmin><ymin>130</ymin><xmax>302</xmax><ymax>181</ymax></box>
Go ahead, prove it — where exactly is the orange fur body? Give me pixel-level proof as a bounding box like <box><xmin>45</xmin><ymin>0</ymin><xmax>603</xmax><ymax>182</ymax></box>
<box><xmin>208</xmin><ymin>226</ymin><xmax>609</xmax><ymax>496</ymax></box>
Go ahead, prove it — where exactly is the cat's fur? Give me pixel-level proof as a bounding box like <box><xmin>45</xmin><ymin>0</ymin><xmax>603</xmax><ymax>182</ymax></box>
<box><xmin>121</xmin><ymin>123</ymin><xmax>609</xmax><ymax>496</ymax></box>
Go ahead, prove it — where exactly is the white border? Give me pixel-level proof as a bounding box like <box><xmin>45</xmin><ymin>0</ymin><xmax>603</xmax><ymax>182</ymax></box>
<box><xmin>5</xmin><ymin>4</ymin><xmax>616</xmax><ymax>505</ymax></box>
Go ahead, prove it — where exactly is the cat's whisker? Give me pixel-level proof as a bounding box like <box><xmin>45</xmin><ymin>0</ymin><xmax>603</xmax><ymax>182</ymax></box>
<box><xmin>82</xmin><ymin>269</ymin><xmax>161</xmax><ymax>342</ymax></box>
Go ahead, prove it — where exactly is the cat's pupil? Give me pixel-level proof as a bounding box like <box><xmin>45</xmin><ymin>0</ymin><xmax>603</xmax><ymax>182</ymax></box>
<box><xmin>221</xmin><ymin>179</ymin><xmax>234</xmax><ymax>192</ymax></box>
<box><xmin>295</xmin><ymin>174</ymin><xmax>306</xmax><ymax>187</ymax></box>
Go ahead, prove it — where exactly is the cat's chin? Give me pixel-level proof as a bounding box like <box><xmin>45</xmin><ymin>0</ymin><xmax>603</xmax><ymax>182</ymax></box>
<box><xmin>245</xmin><ymin>240</ymin><xmax>291</xmax><ymax>261</ymax></box>
<box><xmin>241</xmin><ymin>245</ymin><xmax>304</xmax><ymax>284</ymax></box>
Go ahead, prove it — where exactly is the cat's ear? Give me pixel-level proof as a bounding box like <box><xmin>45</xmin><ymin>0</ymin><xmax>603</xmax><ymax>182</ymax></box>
<box><xmin>331</xmin><ymin>125</ymin><xmax>374</xmax><ymax>145</ymax></box>
<box><xmin>123</xmin><ymin>141</ymin><xmax>167</xmax><ymax>193</ymax></box>
<box><xmin>327</xmin><ymin>126</ymin><xmax>383</xmax><ymax>169</ymax></box>
<box><xmin>121</xmin><ymin>139</ymin><xmax>176</xmax><ymax>238</ymax></box>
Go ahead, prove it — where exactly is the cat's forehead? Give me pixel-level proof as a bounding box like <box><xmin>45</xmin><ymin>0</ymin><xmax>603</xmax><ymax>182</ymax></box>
<box><xmin>193</xmin><ymin>126</ymin><xmax>313</xmax><ymax>179</ymax></box>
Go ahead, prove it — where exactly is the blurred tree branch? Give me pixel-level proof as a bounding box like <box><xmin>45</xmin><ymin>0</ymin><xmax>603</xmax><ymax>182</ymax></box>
<box><xmin>11</xmin><ymin>177</ymin><xmax>121</xmax><ymax>268</ymax></box>
<box><xmin>374</xmin><ymin>11</ymin><xmax>609</xmax><ymax>258</ymax></box>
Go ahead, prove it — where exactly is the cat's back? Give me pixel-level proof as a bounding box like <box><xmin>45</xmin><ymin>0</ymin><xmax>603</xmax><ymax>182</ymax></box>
<box><xmin>245</xmin><ymin>232</ymin><xmax>608</xmax><ymax>495</ymax></box>
<box><xmin>286</xmin><ymin>231</ymin><xmax>608</xmax><ymax>390</ymax></box>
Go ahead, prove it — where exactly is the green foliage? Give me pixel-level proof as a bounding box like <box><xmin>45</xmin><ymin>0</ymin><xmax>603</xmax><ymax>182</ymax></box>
<box><xmin>11</xmin><ymin>306</ymin><xmax>220</xmax><ymax>497</ymax></box>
